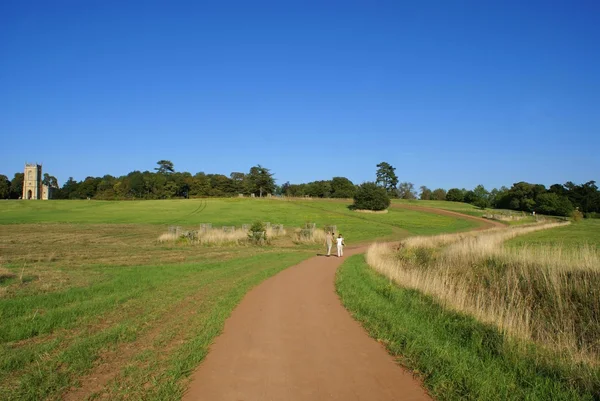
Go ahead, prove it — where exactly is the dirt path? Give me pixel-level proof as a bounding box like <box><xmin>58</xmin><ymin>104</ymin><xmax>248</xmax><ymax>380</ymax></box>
<box><xmin>182</xmin><ymin>208</ymin><xmax>501</xmax><ymax>401</ymax></box>
<box><xmin>390</xmin><ymin>203</ymin><xmax>505</xmax><ymax>230</ymax></box>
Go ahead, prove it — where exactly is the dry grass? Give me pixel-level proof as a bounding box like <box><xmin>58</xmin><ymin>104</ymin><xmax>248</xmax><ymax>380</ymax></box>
<box><xmin>157</xmin><ymin>226</ymin><xmax>288</xmax><ymax>246</ymax></box>
<box><xmin>293</xmin><ymin>228</ymin><xmax>327</xmax><ymax>244</ymax></box>
<box><xmin>0</xmin><ymin>224</ymin><xmax>252</xmax><ymax>297</ymax></box>
<box><xmin>366</xmin><ymin>221</ymin><xmax>600</xmax><ymax>365</ymax></box>
<box><xmin>353</xmin><ymin>209</ymin><xmax>389</xmax><ymax>214</ymax></box>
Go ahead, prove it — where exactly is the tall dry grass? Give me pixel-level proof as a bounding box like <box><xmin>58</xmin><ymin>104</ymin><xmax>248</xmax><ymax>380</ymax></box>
<box><xmin>157</xmin><ymin>226</ymin><xmax>287</xmax><ymax>246</ymax></box>
<box><xmin>292</xmin><ymin>228</ymin><xmax>327</xmax><ymax>244</ymax></box>
<box><xmin>367</xmin><ymin>222</ymin><xmax>600</xmax><ymax>365</ymax></box>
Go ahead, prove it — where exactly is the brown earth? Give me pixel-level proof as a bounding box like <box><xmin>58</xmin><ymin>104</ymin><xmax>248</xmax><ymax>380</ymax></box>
<box><xmin>183</xmin><ymin>207</ymin><xmax>500</xmax><ymax>401</ymax></box>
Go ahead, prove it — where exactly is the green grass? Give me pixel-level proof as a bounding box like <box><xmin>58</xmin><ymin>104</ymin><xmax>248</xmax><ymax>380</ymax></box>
<box><xmin>507</xmin><ymin>219</ymin><xmax>600</xmax><ymax>249</ymax></box>
<box><xmin>0</xmin><ymin>198</ymin><xmax>481</xmax><ymax>242</ymax></box>
<box><xmin>0</xmin><ymin>198</ymin><xmax>482</xmax><ymax>400</ymax></box>
<box><xmin>392</xmin><ymin>199</ymin><xmax>539</xmax><ymax>225</ymax></box>
<box><xmin>336</xmin><ymin>255</ymin><xmax>598</xmax><ymax>401</ymax></box>
<box><xmin>0</xmin><ymin>251</ymin><xmax>310</xmax><ymax>400</ymax></box>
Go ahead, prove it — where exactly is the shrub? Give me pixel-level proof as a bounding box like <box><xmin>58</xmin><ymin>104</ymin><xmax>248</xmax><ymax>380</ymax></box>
<box><xmin>352</xmin><ymin>182</ymin><xmax>390</xmax><ymax>211</ymax></box>
<box><xmin>248</xmin><ymin>221</ymin><xmax>267</xmax><ymax>244</ymax></box>
<box><xmin>571</xmin><ymin>210</ymin><xmax>584</xmax><ymax>222</ymax></box>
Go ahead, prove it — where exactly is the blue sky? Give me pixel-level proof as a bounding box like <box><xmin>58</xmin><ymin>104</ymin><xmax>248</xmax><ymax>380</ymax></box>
<box><xmin>1</xmin><ymin>0</ymin><xmax>598</xmax><ymax>190</ymax></box>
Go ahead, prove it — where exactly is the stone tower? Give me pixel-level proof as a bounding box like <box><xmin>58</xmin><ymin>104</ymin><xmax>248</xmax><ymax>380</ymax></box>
<box><xmin>22</xmin><ymin>163</ymin><xmax>51</xmax><ymax>200</ymax></box>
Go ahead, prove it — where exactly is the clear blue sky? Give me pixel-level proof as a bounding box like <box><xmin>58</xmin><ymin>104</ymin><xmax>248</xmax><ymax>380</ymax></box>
<box><xmin>1</xmin><ymin>0</ymin><xmax>598</xmax><ymax>190</ymax></box>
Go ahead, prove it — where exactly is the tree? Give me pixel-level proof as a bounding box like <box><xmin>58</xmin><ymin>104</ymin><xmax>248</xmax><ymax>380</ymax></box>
<box><xmin>305</xmin><ymin>180</ymin><xmax>332</xmax><ymax>198</ymax></box>
<box><xmin>331</xmin><ymin>177</ymin><xmax>357</xmax><ymax>198</ymax></box>
<box><xmin>42</xmin><ymin>173</ymin><xmax>58</xmax><ymax>188</ymax></box>
<box><xmin>419</xmin><ymin>186</ymin><xmax>432</xmax><ymax>200</ymax></box>
<box><xmin>230</xmin><ymin>172</ymin><xmax>247</xmax><ymax>194</ymax></box>
<box><xmin>0</xmin><ymin>175</ymin><xmax>10</xmax><ymax>199</ymax></box>
<box><xmin>375</xmin><ymin>162</ymin><xmax>399</xmax><ymax>196</ymax></box>
<box><xmin>432</xmin><ymin>188</ymin><xmax>447</xmax><ymax>201</ymax></box>
<box><xmin>287</xmin><ymin>184</ymin><xmax>306</xmax><ymax>197</ymax></box>
<box><xmin>190</xmin><ymin>172</ymin><xmax>211</xmax><ymax>197</ymax></box>
<box><xmin>155</xmin><ymin>160</ymin><xmax>174</xmax><ymax>174</ymax></box>
<box><xmin>10</xmin><ymin>173</ymin><xmax>24</xmax><ymax>199</ymax></box>
<box><xmin>352</xmin><ymin>182</ymin><xmax>390</xmax><ymax>211</ymax></box>
<box><xmin>464</xmin><ymin>184</ymin><xmax>489</xmax><ymax>207</ymax></box>
<box><xmin>247</xmin><ymin>165</ymin><xmax>275</xmax><ymax>197</ymax></box>
<box><xmin>280</xmin><ymin>181</ymin><xmax>291</xmax><ymax>196</ymax></box>
<box><xmin>446</xmin><ymin>188</ymin><xmax>464</xmax><ymax>202</ymax></box>
<box><xmin>397</xmin><ymin>182</ymin><xmax>417</xmax><ymax>200</ymax></box>
<box><xmin>208</xmin><ymin>174</ymin><xmax>233</xmax><ymax>197</ymax></box>
<box><xmin>535</xmin><ymin>193</ymin><xmax>574</xmax><ymax>217</ymax></box>
<box><xmin>61</xmin><ymin>177</ymin><xmax>80</xmax><ymax>199</ymax></box>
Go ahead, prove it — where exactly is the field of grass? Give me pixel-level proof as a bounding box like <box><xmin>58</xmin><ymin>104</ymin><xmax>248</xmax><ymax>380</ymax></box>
<box><xmin>392</xmin><ymin>199</ymin><xmax>538</xmax><ymax>225</ymax></box>
<box><xmin>336</xmin><ymin>255</ymin><xmax>597</xmax><ymax>400</ymax></box>
<box><xmin>508</xmin><ymin>218</ymin><xmax>600</xmax><ymax>249</ymax></box>
<box><xmin>0</xmin><ymin>198</ymin><xmax>480</xmax><ymax>243</ymax></box>
<box><xmin>0</xmin><ymin>198</ymin><xmax>480</xmax><ymax>400</ymax></box>
<box><xmin>343</xmin><ymin>218</ymin><xmax>600</xmax><ymax>400</ymax></box>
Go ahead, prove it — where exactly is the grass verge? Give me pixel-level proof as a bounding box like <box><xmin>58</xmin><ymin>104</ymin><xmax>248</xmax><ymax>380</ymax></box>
<box><xmin>336</xmin><ymin>255</ymin><xmax>598</xmax><ymax>400</ymax></box>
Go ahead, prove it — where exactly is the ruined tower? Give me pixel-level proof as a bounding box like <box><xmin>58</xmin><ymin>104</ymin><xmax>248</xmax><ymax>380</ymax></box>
<box><xmin>22</xmin><ymin>163</ymin><xmax>51</xmax><ymax>200</ymax></box>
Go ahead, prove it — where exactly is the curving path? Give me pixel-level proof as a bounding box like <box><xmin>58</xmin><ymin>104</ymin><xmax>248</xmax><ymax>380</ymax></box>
<box><xmin>182</xmin><ymin>208</ymin><xmax>500</xmax><ymax>401</ymax></box>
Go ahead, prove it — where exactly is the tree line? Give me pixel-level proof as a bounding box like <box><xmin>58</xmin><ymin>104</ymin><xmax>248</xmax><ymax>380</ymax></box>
<box><xmin>1</xmin><ymin>160</ymin><xmax>598</xmax><ymax>218</ymax></box>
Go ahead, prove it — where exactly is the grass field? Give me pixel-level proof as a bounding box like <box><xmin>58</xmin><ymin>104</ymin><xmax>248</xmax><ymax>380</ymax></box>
<box><xmin>507</xmin><ymin>218</ymin><xmax>600</xmax><ymax>248</ymax></box>
<box><xmin>392</xmin><ymin>199</ymin><xmax>538</xmax><ymax>225</ymax></box>
<box><xmin>0</xmin><ymin>198</ymin><xmax>480</xmax><ymax>400</ymax></box>
<box><xmin>340</xmin><ymin>216</ymin><xmax>600</xmax><ymax>400</ymax></box>
<box><xmin>336</xmin><ymin>255</ymin><xmax>597</xmax><ymax>401</ymax></box>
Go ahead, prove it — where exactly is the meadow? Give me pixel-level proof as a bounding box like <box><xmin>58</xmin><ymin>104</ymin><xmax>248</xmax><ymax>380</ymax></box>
<box><xmin>337</xmin><ymin>219</ymin><xmax>600</xmax><ymax>400</ymax></box>
<box><xmin>392</xmin><ymin>199</ymin><xmax>538</xmax><ymax>224</ymax></box>
<box><xmin>0</xmin><ymin>198</ymin><xmax>480</xmax><ymax>400</ymax></box>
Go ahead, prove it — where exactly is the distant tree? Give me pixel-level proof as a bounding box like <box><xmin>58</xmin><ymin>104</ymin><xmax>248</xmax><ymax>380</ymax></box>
<box><xmin>287</xmin><ymin>184</ymin><xmax>306</xmax><ymax>197</ymax></box>
<box><xmin>376</xmin><ymin>162</ymin><xmax>399</xmax><ymax>196</ymax></box>
<box><xmin>208</xmin><ymin>174</ymin><xmax>233</xmax><ymax>197</ymax></box>
<box><xmin>0</xmin><ymin>175</ymin><xmax>10</xmax><ymax>199</ymax></box>
<box><xmin>446</xmin><ymin>188</ymin><xmax>464</xmax><ymax>202</ymax></box>
<box><xmin>190</xmin><ymin>172</ymin><xmax>211</xmax><ymax>197</ymax></box>
<box><xmin>465</xmin><ymin>184</ymin><xmax>489</xmax><ymax>208</ymax></box>
<box><xmin>280</xmin><ymin>181</ymin><xmax>291</xmax><ymax>196</ymax></box>
<box><xmin>42</xmin><ymin>173</ymin><xmax>59</xmax><ymax>188</ymax></box>
<box><xmin>230</xmin><ymin>172</ymin><xmax>247</xmax><ymax>194</ymax></box>
<box><xmin>247</xmin><ymin>165</ymin><xmax>275</xmax><ymax>197</ymax></box>
<box><xmin>126</xmin><ymin>171</ymin><xmax>145</xmax><ymax>198</ymax></box>
<box><xmin>397</xmin><ymin>182</ymin><xmax>417</xmax><ymax>200</ymax></box>
<box><xmin>155</xmin><ymin>160</ymin><xmax>175</xmax><ymax>174</ymax></box>
<box><xmin>61</xmin><ymin>177</ymin><xmax>81</xmax><ymax>199</ymax></box>
<box><xmin>352</xmin><ymin>182</ymin><xmax>390</xmax><ymax>211</ymax></box>
<box><xmin>496</xmin><ymin>182</ymin><xmax>543</xmax><ymax>212</ymax></box>
<box><xmin>432</xmin><ymin>188</ymin><xmax>447</xmax><ymax>201</ymax></box>
<box><xmin>331</xmin><ymin>177</ymin><xmax>357</xmax><ymax>198</ymax></box>
<box><xmin>419</xmin><ymin>186</ymin><xmax>432</xmax><ymax>200</ymax></box>
<box><xmin>10</xmin><ymin>173</ymin><xmax>24</xmax><ymax>199</ymax></box>
<box><xmin>78</xmin><ymin>176</ymin><xmax>102</xmax><ymax>199</ymax></box>
<box><xmin>305</xmin><ymin>180</ymin><xmax>332</xmax><ymax>198</ymax></box>
<box><xmin>535</xmin><ymin>193</ymin><xmax>574</xmax><ymax>217</ymax></box>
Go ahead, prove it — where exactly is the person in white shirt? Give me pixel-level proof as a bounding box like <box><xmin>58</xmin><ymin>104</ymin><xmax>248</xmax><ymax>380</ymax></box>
<box><xmin>336</xmin><ymin>234</ymin><xmax>345</xmax><ymax>257</ymax></box>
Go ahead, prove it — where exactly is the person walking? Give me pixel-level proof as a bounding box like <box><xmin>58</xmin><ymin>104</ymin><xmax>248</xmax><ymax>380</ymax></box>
<box><xmin>336</xmin><ymin>234</ymin><xmax>345</xmax><ymax>257</ymax></box>
<box><xmin>325</xmin><ymin>231</ymin><xmax>333</xmax><ymax>256</ymax></box>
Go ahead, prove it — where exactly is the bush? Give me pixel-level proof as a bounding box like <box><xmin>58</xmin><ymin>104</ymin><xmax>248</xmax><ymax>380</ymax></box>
<box><xmin>248</xmin><ymin>221</ymin><xmax>267</xmax><ymax>244</ymax></box>
<box><xmin>571</xmin><ymin>210</ymin><xmax>584</xmax><ymax>222</ymax></box>
<box><xmin>352</xmin><ymin>182</ymin><xmax>390</xmax><ymax>211</ymax></box>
